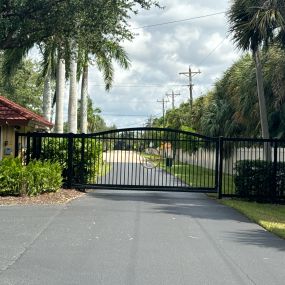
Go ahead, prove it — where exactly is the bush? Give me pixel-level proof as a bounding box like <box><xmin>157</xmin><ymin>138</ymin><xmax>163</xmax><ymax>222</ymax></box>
<box><xmin>0</xmin><ymin>158</ymin><xmax>25</xmax><ymax>195</ymax></box>
<box><xmin>38</xmin><ymin>137</ymin><xmax>103</xmax><ymax>184</ymax></box>
<box><xmin>0</xmin><ymin>158</ymin><xmax>63</xmax><ymax>196</ymax></box>
<box><xmin>234</xmin><ymin>160</ymin><xmax>285</xmax><ymax>202</ymax></box>
<box><xmin>25</xmin><ymin>160</ymin><xmax>63</xmax><ymax>196</ymax></box>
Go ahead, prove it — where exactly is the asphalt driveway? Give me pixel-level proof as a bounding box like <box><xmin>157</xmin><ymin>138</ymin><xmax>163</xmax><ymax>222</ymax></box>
<box><xmin>1</xmin><ymin>191</ymin><xmax>285</xmax><ymax>285</ymax></box>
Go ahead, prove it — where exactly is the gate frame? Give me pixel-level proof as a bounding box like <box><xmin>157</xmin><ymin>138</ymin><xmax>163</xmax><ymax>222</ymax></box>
<box><xmin>15</xmin><ymin>128</ymin><xmax>221</xmax><ymax>195</ymax></box>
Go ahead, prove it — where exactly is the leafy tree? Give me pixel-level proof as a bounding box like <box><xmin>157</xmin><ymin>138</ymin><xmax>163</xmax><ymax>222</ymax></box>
<box><xmin>0</xmin><ymin>0</ymin><xmax>160</xmax><ymax>134</ymax></box>
<box><xmin>0</xmin><ymin>0</ymin><xmax>160</xmax><ymax>50</ymax></box>
<box><xmin>0</xmin><ymin>53</ymin><xmax>43</xmax><ymax>113</ymax></box>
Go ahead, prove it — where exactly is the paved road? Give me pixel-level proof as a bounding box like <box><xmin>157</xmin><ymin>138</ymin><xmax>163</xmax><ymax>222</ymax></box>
<box><xmin>97</xmin><ymin>162</ymin><xmax>188</xmax><ymax>188</ymax></box>
<box><xmin>99</xmin><ymin>150</ymin><xmax>189</xmax><ymax>188</ymax></box>
<box><xmin>1</xmin><ymin>191</ymin><xmax>285</xmax><ymax>285</ymax></box>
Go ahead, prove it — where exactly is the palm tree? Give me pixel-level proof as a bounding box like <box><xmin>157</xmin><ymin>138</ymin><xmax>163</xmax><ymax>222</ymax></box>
<box><xmin>77</xmin><ymin>40</ymin><xmax>130</xmax><ymax>134</ymax></box>
<box><xmin>54</xmin><ymin>53</ymin><xmax>66</xmax><ymax>133</ymax></box>
<box><xmin>228</xmin><ymin>0</ymin><xmax>285</xmax><ymax>159</ymax></box>
<box><xmin>68</xmin><ymin>41</ymin><xmax>78</xmax><ymax>133</ymax></box>
<box><xmin>80</xmin><ymin>63</ymin><xmax>88</xmax><ymax>133</ymax></box>
<box><xmin>228</xmin><ymin>0</ymin><xmax>285</xmax><ymax>139</ymax></box>
<box><xmin>40</xmin><ymin>42</ymin><xmax>57</xmax><ymax>123</ymax></box>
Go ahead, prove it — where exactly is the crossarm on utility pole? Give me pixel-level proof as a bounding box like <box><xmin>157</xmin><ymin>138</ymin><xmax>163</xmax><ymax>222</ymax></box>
<box><xmin>179</xmin><ymin>66</ymin><xmax>201</xmax><ymax>109</ymax></box>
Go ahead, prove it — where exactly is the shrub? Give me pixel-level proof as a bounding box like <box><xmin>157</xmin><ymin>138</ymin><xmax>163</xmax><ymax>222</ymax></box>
<box><xmin>25</xmin><ymin>160</ymin><xmax>62</xmax><ymax>196</ymax></box>
<box><xmin>234</xmin><ymin>160</ymin><xmax>285</xmax><ymax>202</ymax></box>
<box><xmin>38</xmin><ymin>137</ymin><xmax>103</xmax><ymax>184</ymax></box>
<box><xmin>0</xmin><ymin>158</ymin><xmax>62</xmax><ymax>196</ymax></box>
<box><xmin>0</xmin><ymin>158</ymin><xmax>25</xmax><ymax>195</ymax></box>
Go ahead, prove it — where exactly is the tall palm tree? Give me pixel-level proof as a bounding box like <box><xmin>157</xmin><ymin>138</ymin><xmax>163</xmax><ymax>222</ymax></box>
<box><xmin>40</xmin><ymin>42</ymin><xmax>57</xmax><ymax>123</ymax></box>
<box><xmin>54</xmin><ymin>52</ymin><xmax>66</xmax><ymax>133</ymax></box>
<box><xmin>80</xmin><ymin>60</ymin><xmax>88</xmax><ymax>134</ymax></box>
<box><xmin>68</xmin><ymin>41</ymin><xmax>78</xmax><ymax>133</ymax></box>
<box><xmin>77</xmin><ymin>40</ymin><xmax>130</xmax><ymax>134</ymax></box>
<box><xmin>228</xmin><ymin>0</ymin><xmax>285</xmax><ymax>160</ymax></box>
<box><xmin>228</xmin><ymin>0</ymin><xmax>285</xmax><ymax>140</ymax></box>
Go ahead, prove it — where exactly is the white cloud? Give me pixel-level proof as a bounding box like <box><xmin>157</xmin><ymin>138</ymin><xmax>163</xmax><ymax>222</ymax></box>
<box><xmin>85</xmin><ymin>0</ymin><xmax>241</xmax><ymax>129</ymax></box>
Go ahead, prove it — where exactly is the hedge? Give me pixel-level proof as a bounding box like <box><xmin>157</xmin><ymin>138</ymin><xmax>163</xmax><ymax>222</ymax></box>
<box><xmin>234</xmin><ymin>160</ymin><xmax>285</xmax><ymax>202</ymax></box>
<box><xmin>0</xmin><ymin>158</ymin><xmax>63</xmax><ymax>196</ymax></box>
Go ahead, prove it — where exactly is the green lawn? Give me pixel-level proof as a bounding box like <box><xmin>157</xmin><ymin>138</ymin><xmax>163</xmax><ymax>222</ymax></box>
<box><xmin>162</xmin><ymin>161</ymin><xmax>235</xmax><ymax>194</ymax></box>
<box><xmin>220</xmin><ymin>199</ymin><xmax>285</xmax><ymax>239</ymax></box>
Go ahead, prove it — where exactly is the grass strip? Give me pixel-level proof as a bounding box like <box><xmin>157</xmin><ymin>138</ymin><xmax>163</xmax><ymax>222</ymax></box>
<box><xmin>220</xmin><ymin>199</ymin><xmax>285</xmax><ymax>239</ymax></box>
<box><xmin>162</xmin><ymin>162</ymin><xmax>235</xmax><ymax>194</ymax></box>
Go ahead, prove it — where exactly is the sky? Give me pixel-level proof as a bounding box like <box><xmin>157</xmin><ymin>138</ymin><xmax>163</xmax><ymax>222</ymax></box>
<box><xmin>84</xmin><ymin>0</ymin><xmax>241</xmax><ymax>128</ymax></box>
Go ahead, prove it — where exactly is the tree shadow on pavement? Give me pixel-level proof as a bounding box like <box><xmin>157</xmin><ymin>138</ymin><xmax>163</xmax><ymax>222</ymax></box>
<box><xmin>85</xmin><ymin>190</ymin><xmax>285</xmax><ymax>251</ymax></box>
<box><xmin>224</xmin><ymin>229</ymin><xmax>285</xmax><ymax>251</ymax></box>
<box><xmin>86</xmin><ymin>190</ymin><xmax>252</xmax><ymax>223</ymax></box>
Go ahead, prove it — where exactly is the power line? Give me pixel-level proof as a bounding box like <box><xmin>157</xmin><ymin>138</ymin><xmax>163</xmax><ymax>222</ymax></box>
<box><xmin>132</xmin><ymin>11</ymin><xmax>226</xmax><ymax>30</ymax></box>
<box><xmin>88</xmin><ymin>83</ymin><xmax>186</xmax><ymax>88</ymax></box>
<box><xmin>101</xmin><ymin>113</ymin><xmax>154</xmax><ymax>117</ymax></box>
<box><xmin>198</xmin><ymin>36</ymin><xmax>228</xmax><ymax>65</ymax></box>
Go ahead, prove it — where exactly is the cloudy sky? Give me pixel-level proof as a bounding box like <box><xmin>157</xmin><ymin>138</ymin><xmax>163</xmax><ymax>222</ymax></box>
<box><xmin>88</xmin><ymin>0</ymin><xmax>241</xmax><ymax>128</ymax></box>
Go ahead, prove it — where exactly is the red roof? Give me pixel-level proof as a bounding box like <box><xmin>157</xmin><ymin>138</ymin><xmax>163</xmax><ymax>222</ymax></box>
<box><xmin>0</xmin><ymin>95</ymin><xmax>53</xmax><ymax>128</ymax></box>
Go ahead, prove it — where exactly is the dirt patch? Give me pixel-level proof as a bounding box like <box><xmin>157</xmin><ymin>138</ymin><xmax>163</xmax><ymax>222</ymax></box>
<box><xmin>0</xmin><ymin>189</ymin><xmax>85</xmax><ymax>206</ymax></box>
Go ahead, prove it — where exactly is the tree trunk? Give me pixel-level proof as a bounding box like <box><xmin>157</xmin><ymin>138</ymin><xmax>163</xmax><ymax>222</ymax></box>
<box><xmin>68</xmin><ymin>44</ymin><xmax>78</xmax><ymax>133</ymax></box>
<box><xmin>42</xmin><ymin>68</ymin><xmax>52</xmax><ymax>123</ymax></box>
<box><xmin>254</xmin><ymin>50</ymin><xmax>271</xmax><ymax>160</ymax></box>
<box><xmin>54</xmin><ymin>57</ymin><xmax>65</xmax><ymax>133</ymax></box>
<box><xmin>80</xmin><ymin>64</ymin><xmax>88</xmax><ymax>133</ymax></box>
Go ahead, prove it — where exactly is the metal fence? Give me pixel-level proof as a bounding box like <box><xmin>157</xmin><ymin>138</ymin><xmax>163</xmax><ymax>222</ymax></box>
<box><xmin>220</xmin><ymin>138</ymin><xmax>285</xmax><ymax>201</ymax></box>
<box><xmin>15</xmin><ymin>129</ymin><xmax>219</xmax><ymax>192</ymax></box>
<box><xmin>14</xmin><ymin>129</ymin><xmax>285</xmax><ymax>201</ymax></box>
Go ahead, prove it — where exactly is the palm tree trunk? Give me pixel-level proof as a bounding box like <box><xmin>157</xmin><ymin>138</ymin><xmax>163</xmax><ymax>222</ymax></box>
<box><xmin>42</xmin><ymin>67</ymin><xmax>52</xmax><ymax>123</ymax></box>
<box><xmin>55</xmin><ymin>57</ymin><xmax>65</xmax><ymax>133</ymax></box>
<box><xmin>80</xmin><ymin>64</ymin><xmax>88</xmax><ymax>133</ymax></box>
<box><xmin>68</xmin><ymin>44</ymin><xmax>78</xmax><ymax>133</ymax></box>
<box><xmin>254</xmin><ymin>50</ymin><xmax>271</xmax><ymax>160</ymax></box>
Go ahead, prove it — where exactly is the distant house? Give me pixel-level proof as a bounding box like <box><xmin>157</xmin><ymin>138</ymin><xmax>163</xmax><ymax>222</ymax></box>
<box><xmin>0</xmin><ymin>95</ymin><xmax>52</xmax><ymax>160</ymax></box>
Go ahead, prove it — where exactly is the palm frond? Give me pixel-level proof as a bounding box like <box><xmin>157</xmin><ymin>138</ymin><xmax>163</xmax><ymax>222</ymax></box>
<box><xmin>2</xmin><ymin>46</ymin><xmax>31</xmax><ymax>82</ymax></box>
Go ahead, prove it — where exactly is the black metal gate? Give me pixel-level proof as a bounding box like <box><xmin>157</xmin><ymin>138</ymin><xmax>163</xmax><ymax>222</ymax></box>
<box><xmin>16</xmin><ymin>128</ymin><xmax>219</xmax><ymax>193</ymax></box>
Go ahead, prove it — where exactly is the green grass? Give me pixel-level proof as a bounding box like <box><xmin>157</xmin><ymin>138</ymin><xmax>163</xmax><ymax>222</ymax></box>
<box><xmin>219</xmin><ymin>199</ymin><xmax>285</xmax><ymax>239</ymax></box>
<box><xmin>162</xmin><ymin>161</ymin><xmax>235</xmax><ymax>194</ymax></box>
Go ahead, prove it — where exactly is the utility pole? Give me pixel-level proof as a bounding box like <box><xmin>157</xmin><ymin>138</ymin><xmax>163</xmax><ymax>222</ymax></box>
<box><xmin>157</xmin><ymin>97</ymin><xmax>169</xmax><ymax>127</ymax></box>
<box><xmin>179</xmin><ymin>66</ymin><xmax>201</xmax><ymax>109</ymax></box>
<box><xmin>166</xmin><ymin>90</ymin><xmax>180</xmax><ymax>109</ymax></box>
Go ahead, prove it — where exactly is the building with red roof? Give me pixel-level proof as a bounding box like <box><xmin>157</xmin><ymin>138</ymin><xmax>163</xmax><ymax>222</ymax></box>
<box><xmin>0</xmin><ymin>95</ymin><xmax>53</xmax><ymax>159</ymax></box>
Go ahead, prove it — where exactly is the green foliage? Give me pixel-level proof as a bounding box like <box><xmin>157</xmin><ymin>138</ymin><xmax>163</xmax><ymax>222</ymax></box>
<box><xmin>234</xmin><ymin>160</ymin><xmax>285</xmax><ymax>202</ymax></box>
<box><xmin>25</xmin><ymin>160</ymin><xmax>62</xmax><ymax>196</ymax></box>
<box><xmin>151</xmin><ymin>46</ymin><xmax>285</xmax><ymax>139</ymax></box>
<box><xmin>0</xmin><ymin>54</ymin><xmax>44</xmax><ymax>113</ymax></box>
<box><xmin>0</xmin><ymin>158</ymin><xmax>62</xmax><ymax>196</ymax></box>
<box><xmin>0</xmin><ymin>158</ymin><xmax>25</xmax><ymax>195</ymax></box>
<box><xmin>228</xmin><ymin>0</ymin><xmax>285</xmax><ymax>52</ymax></box>
<box><xmin>39</xmin><ymin>136</ymin><xmax>103</xmax><ymax>184</ymax></box>
<box><xmin>0</xmin><ymin>0</ymin><xmax>160</xmax><ymax>50</ymax></box>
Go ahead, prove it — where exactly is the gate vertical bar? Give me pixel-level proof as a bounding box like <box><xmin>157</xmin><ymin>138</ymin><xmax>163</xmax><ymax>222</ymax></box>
<box><xmin>218</xmin><ymin>137</ymin><xmax>224</xmax><ymax>199</ymax></box>
<box><xmin>80</xmin><ymin>136</ymin><xmax>85</xmax><ymax>185</ymax></box>
<box><xmin>26</xmin><ymin>132</ymin><xmax>31</xmax><ymax>165</ymax></box>
<box><xmin>67</xmin><ymin>133</ymin><xmax>74</xmax><ymax>188</ymax></box>
<box><xmin>215</xmin><ymin>139</ymin><xmax>219</xmax><ymax>194</ymax></box>
<box><xmin>15</xmin><ymin>132</ymin><xmax>19</xmax><ymax>158</ymax></box>
<box><xmin>273</xmin><ymin>140</ymin><xmax>278</xmax><ymax>200</ymax></box>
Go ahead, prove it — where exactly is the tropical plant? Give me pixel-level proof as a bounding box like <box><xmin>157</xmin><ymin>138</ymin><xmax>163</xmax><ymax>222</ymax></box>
<box><xmin>228</xmin><ymin>0</ymin><xmax>285</xmax><ymax>140</ymax></box>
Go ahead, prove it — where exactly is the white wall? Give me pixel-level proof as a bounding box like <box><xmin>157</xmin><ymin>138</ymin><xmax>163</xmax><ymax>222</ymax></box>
<box><xmin>176</xmin><ymin>147</ymin><xmax>285</xmax><ymax>175</ymax></box>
